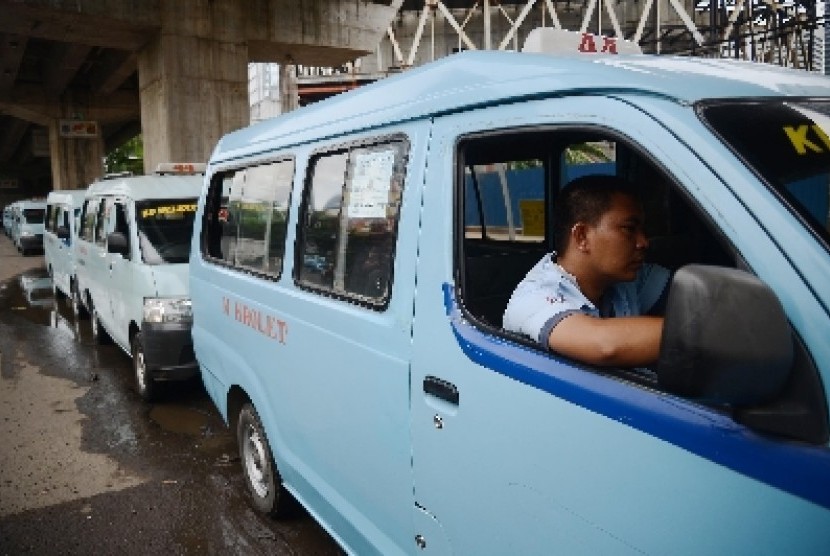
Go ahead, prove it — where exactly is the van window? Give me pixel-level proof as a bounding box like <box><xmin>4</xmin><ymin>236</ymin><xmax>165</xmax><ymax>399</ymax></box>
<box><xmin>22</xmin><ymin>208</ymin><xmax>45</xmax><ymax>224</ymax></box>
<box><xmin>699</xmin><ymin>99</ymin><xmax>830</xmax><ymax>247</ymax></box>
<box><xmin>457</xmin><ymin>127</ymin><xmax>733</xmax><ymax>333</ymax></box>
<box><xmin>46</xmin><ymin>204</ymin><xmax>57</xmax><ymax>232</ymax></box>
<box><xmin>137</xmin><ymin>198</ymin><xmax>198</xmax><ymax>264</ymax></box>
<box><xmin>80</xmin><ymin>199</ymin><xmax>96</xmax><ymax>241</ymax></box>
<box><xmin>296</xmin><ymin>137</ymin><xmax>408</xmax><ymax>307</ymax></box>
<box><xmin>202</xmin><ymin>158</ymin><xmax>294</xmax><ymax>278</ymax></box>
<box><xmin>94</xmin><ymin>199</ymin><xmax>108</xmax><ymax>247</ymax></box>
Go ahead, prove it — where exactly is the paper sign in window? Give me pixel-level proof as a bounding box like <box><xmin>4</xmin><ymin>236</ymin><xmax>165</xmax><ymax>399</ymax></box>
<box><xmin>347</xmin><ymin>150</ymin><xmax>395</xmax><ymax>219</ymax></box>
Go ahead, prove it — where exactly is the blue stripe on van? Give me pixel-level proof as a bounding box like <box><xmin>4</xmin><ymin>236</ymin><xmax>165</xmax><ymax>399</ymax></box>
<box><xmin>443</xmin><ymin>283</ymin><xmax>830</xmax><ymax>510</ymax></box>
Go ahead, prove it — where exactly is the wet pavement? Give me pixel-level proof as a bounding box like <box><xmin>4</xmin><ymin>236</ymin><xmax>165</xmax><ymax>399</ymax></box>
<box><xmin>0</xmin><ymin>235</ymin><xmax>342</xmax><ymax>555</ymax></box>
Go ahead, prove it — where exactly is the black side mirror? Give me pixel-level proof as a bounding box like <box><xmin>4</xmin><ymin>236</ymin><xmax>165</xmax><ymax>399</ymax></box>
<box><xmin>56</xmin><ymin>226</ymin><xmax>70</xmax><ymax>240</ymax></box>
<box><xmin>657</xmin><ymin>265</ymin><xmax>792</xmax><ymax>407</ymax></box>
<box><xmin>106</xmin><ymin>231</ymin><xmax>130</xmax><ymax>257</ymax></box>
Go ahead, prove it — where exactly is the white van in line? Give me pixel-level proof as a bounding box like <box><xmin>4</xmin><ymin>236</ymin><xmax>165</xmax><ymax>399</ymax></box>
<box><xmin>75</xmin><ymin>164</ymin><xmax>204</xmax><ymax>400</ymax></box>
<box><xmin>2</xmin><ymin>203</ymin><xmax>16</xmax><ymax>236</ymax></box>
<box><xmin>44</xmin><ymin>189</ymin><xmax>87</xmax><ymax>303</ymax></box>
<box><xmin>191</xmin><ymin>30</ymin><xmax>830</xmax><ymax>555</ymax></box>
<box><xmin>11</xmin><ymin>199</ymin><xmax>47</xmax><ymax>255</ymax></box>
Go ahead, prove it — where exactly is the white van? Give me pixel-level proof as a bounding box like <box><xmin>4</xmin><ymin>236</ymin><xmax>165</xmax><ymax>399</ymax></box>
<box><xmin>2</xmin><ymin>203</ymin><xmax>16</xmax><ymax>236</ymax></box>
<box><xmin>75</xmin><ymin>164</ymin><xmax>204</xmax><ymax>400</ymax></box>
<box><xmin>191</xmin><ymin>31</ymin><xmax>830</xmax><ymax>555</ymax></box>
<box><xmin>12</xmin><ymin>199</ymin><xmax>46</xmax><ymax>255</ymax></box>
<box><xmin>44</xmin><ymin>189</ymin><xmax>87</xmax><ymax>303</ymax></box>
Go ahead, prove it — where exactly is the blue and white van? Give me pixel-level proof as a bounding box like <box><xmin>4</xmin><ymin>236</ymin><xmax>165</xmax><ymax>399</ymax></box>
<box><xmin>44</xmin><ymin>189</ymin><xmax>87</xmax><ymax>303</ymax></box>
<box><xmin>191</xmin><ymin>30</ymin><xmax>830</xmax><ymax>555</ymax></box>
<box><xmin>11</xmin><ymin>199</ymin><xmax>46</xmax><ymax>255</ymax></box>
<box><xmin>75</xmin><ymin>164</ymin><xmax>204</xmax><ymax>401</ymax></box>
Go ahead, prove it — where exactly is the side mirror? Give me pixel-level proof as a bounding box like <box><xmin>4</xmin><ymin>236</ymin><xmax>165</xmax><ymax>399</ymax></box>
<box><xmin>657</xmin><ymin>265</ymin><xmax>792</xmax><ymax>406</ymax></box>
<box><xmin>56</xmin><ymin>226</ymin><xmax>70</xmax><ymax>240</ymax></box>
<box><xmin>107</xmin><ymin>231</ymin><xmax>130</xmax><ymax>257</ymax></box>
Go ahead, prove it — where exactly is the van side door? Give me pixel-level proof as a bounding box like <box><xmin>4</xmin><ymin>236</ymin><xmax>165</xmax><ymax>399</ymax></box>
<box><xmin>409</xmin><ymin>97</ymin><xmax>830</xmax><ymax>554</ymax></box>
<box><xmin>105</xmin><ymin>199</ymin><xmax>135</xmax><ymax>349</ymax></box>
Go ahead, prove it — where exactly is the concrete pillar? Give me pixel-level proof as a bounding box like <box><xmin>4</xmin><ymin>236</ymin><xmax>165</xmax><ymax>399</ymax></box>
<box><xmin>280</xmin><ymin>64</ymin><xmax>299</xmax><ymax>113</ymax></box>
<box><xmin>47</xmin><ymin>107</ymin><xmax>105</xmax><ymax>191</ymax></box>
<box><xmin>137</xmin><ymin>2</ymin><xmax>249</xmax><ymax>173</ymax></box>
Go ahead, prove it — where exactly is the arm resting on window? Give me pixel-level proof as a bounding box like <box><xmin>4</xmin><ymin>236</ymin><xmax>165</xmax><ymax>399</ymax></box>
<box><xmin>548</xmin><ymin>314</ymin><xmax>664</xmax><ymax>367</ymax></box>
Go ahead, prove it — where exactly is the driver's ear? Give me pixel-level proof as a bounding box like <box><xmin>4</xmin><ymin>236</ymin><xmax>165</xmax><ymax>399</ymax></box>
<box><xmin>571</xmin><ymin>222</ymin><xmax>590</xmax><ymax>253</ymax></box>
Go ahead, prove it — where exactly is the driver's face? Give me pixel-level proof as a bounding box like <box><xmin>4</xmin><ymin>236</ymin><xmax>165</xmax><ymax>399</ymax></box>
<box><xmin>585</xmin><ymin>193</ymin><xmax>649</xmax><ymax>283</ymax></box>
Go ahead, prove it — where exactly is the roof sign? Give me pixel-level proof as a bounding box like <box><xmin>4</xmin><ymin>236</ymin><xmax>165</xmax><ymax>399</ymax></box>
<box><xmin>155</xmin><ymin>163</ymin><xmax>207</xmax><ymax>175</ymax></box>
<box><xmin>522</xmin><ymin>28</ymin><xmax>643</xmax><ymax>56</ymax></box>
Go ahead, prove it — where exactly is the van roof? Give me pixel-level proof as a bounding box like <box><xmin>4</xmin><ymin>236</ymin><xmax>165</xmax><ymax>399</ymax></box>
<box><xmin>212</xmin><ymin>50</ymin><xmax>830</xmax><ymax>162</ymax></box>
<box><xmin>17</xmin><ymin>199</ymin><xmax>46</xmax><ymax>208</ymax></box>
<box><xmin>47</xmin><ymin>189</ymin><xmax>87</xmax><ymax>207</ymax></box>
<box><xmin>84</xmin><ymin>174</ymin><xmax>203</xmax><ymax>200</ymax></box>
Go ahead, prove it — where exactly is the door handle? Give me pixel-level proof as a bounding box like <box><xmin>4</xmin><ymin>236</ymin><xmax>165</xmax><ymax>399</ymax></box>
<box><xmin>423</xmin><ymin>376</ymin><xmax>459</xmax><ymax>405</ymax></box>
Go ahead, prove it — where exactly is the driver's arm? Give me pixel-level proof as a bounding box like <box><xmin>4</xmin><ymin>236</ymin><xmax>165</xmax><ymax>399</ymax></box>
<box><xmin>547</xmin><ymin>313</ymin><xmax>664</xmax><ymax>367</ymax></box>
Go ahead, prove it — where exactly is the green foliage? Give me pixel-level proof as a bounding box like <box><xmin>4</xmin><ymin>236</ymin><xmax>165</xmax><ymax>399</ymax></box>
<box><xmin>105</xmin><ymin>135</ymin><xmax>144</xmax><ymax>175</ymax></box>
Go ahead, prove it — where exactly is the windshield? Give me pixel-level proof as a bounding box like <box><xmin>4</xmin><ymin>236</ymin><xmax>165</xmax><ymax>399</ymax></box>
<box><xmin>136</xmin><ymin>198</ymin><xmax>197</xmax><ymax>264</ymax></box>
<box><xmin>699</xmin><ymin>99</ymin><xmax>830</xmax><ymax>248</ymax></box>
<box><xmin>23</xmin><ymin>208</ymin><xmax>45</xmax><ymax>224</ymax></box>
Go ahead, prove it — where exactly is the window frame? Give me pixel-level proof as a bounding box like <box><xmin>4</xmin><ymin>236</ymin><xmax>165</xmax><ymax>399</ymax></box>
<box><xmin>200</xmin><ymin>155</ymin><xmax>296</xmax><ymax>282</ymax></box>
<box><xmin>293</xmin><ymin>133</ymin><xmax>410</xmax><ymax>311</ymax></box>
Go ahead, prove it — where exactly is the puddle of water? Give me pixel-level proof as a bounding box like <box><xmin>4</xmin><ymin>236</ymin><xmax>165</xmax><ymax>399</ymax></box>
<box><xmin>149</xmin><ymin>405</ymin><xmax>212</xmax><ymax>436</ymax></box>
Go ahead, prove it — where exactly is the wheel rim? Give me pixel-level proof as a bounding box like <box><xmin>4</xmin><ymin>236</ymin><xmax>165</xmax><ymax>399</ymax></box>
<box><xmin>242</xmin><ymin>424</ymin><xmax>270</xmax><ymax>499</ymax></box>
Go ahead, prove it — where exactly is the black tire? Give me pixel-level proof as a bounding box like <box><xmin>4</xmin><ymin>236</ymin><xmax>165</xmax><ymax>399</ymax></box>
<box><xmin>237</xmin><ymin>403</ymin><xmax>289</xmax><ymax>517</ymax></box>
<box><xmin>90</xmin><ymin>301</ymin><xmax>111</xmax><ymax>345</ymax></box>
<box><xmin>131</xmin><ymin>332</ymin><xmax>156</xmax><ymax>402</ymax></box>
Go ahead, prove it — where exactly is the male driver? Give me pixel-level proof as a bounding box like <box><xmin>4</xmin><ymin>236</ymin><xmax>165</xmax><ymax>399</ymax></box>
<box><xmin>503</xmin><ymin>174</ymin><xmax>670</xmax><ymax>367</ymax></box>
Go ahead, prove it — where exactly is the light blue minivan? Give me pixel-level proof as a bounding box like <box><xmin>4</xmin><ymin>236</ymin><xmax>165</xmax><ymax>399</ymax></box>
<box><xmin>191</xmin><ymin>30</ymin><xmax>830</xmax><ymax>555</ymax></box>
<box><xmin>44</xmin><ymin>189</ymin><xmax>87</xmax><ymax>302</ymax></box>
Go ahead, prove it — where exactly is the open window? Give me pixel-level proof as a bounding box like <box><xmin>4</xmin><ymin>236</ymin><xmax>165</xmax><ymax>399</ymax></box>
<box><xmin>455</xmin><ymin>125</ymin><xmax>828</xmax><ymax>444</ymax></box>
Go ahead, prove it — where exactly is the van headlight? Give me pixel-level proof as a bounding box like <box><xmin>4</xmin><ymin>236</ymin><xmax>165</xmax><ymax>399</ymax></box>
<box><xmin>21</xmin><ymin>231</ymin><xmax>32</xmax><ymax>237</ymax></box>
<box><xmin>143</xmin><ymin>297</ymin><xmax>192</xmax><ymax>324</ymax></box>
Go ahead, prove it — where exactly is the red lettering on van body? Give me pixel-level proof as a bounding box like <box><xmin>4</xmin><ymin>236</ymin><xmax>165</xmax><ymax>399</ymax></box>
<box><xmin>601</xmin><ymin>37</ymin><xmax>618</xmax><ymax>54</ymax></box>
<box><xmin>222</xmin><ymin>296</ymin><xmax>287</xmax><ymax>343</ymax></box>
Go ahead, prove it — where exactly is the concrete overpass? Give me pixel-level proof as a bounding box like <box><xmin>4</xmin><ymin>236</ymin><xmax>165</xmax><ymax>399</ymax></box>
<box><xmin>0</xmin><ymin>0</ymin><xmax>402</xmax><ymax>196</ymax></box>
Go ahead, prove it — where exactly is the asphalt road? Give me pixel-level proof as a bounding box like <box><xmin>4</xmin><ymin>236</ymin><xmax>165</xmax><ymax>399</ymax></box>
<box><xmin>0</xmin><ymin>233</ymin><xmax>342</xmax><ymax>555</ymax></box>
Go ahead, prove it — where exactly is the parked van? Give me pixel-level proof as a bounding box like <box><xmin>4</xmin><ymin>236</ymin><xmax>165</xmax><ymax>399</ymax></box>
<box><xmin>11</xmin><ymin>199</ymin><xmax>46</xmax><ymax>255</ymax></box>
<box><xmin>75</xmin><ymin>164</ymin><xmax>204</xmax><ymax>400</ymax></box>
<box><xmin>44</xmin><ymin>189</ymin><xmax>87</xmax><ymax>303</ymax></box>
<box><xmin>191</xmin><ymin>30</ymin><xmax>830</xmax><ymax>555</ymax></box>
<box><xmin>2</xmin><ymin>203</ymin><xmax>16</xmax><ymax>236</ymax></box>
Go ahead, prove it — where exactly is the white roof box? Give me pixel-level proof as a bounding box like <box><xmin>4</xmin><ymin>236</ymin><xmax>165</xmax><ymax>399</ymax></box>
<box><xmin>523</xmin><ymin>28</ymin><xmax>642</xmax><ymax>56</ymax></box>
<box><xmin>155</xmin><ymin>162</ymin><xmax>206</xmax><ymax>175</ymax></box>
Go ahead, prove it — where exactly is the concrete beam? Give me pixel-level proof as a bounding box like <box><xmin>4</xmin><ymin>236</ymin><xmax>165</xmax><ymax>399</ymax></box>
<box><xmin>0</xmin><ymin>34</ymin><xmax>29</xmax><ymax>95</ymax></box>
<box><xmin>88</xmin><ymin>49</ymin><xmax>137</xmax><ymax>95</ymax></box>
<box><xmin>0</xmin><ymin>116</ymin><xmax>30</xmax><ymax>161</ymax></box>
<box><xmin>0</xmin><ymin>1</ymin><xmax>159</xmax><ymax>50</ymax></box>
<box><xmin>44</xmin><ymin>43</ymin><xmax>93</xmax><ymax>96</ymax></box>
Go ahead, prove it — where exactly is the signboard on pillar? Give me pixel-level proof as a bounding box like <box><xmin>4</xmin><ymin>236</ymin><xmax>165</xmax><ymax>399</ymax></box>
<box><xmin>59</xmin><ymin>120</ymin><xmax>99</xmax><ymax>138</ymax></box>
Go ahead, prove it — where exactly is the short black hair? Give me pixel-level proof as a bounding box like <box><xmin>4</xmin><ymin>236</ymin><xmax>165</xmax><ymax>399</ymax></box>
<box><xmin>553</xmin><ymin>174</ymin><xmax>640</xmax><ymax>254</ymax></box>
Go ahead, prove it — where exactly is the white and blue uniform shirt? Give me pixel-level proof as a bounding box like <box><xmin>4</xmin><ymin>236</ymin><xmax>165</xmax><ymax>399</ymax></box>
<box><xmin>503</xmin><ymin>253</ymin><xmax>671</xmax><ymax>349</ymax></box>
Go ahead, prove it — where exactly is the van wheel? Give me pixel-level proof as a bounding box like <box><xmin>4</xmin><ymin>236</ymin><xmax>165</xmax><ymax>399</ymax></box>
<box><xmin>131</xmin><ymin>333</ymin><xmax>156</xmax><ymax>402</ymax></box>
<box><xmin>237</xmin><ymin>403</ymin><xmax>289</xmax><ymax>517</ymax></box>
<box><xmin>90</xmin><ymin>302</ymin><xmax>111</xmax><ymax>345</ymax></box>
